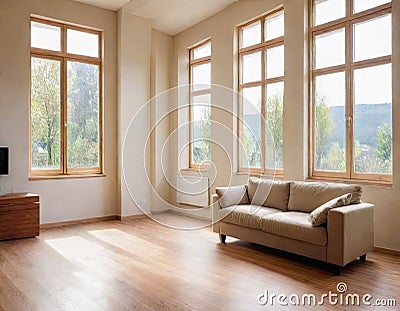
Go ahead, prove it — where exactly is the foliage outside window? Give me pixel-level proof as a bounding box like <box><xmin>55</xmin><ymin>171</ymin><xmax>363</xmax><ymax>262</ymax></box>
<box><xmin>189</xmin><ymin>40</ymin><xmax>211</xmax><ymax>168</ymax></box>
<box><xmin>30</xmin><ymin>18</ymin><xmax>102</xmax><ymax>177</ymax></box>
<box><xmin>310</xmin><ymin>0</ymin><xmax>392</xmax><ymax>182</ymax></box>
<box><xmin>238</xmin><ymin>8</ymin><xmax>284</xmax><ymax>174</ymax></box>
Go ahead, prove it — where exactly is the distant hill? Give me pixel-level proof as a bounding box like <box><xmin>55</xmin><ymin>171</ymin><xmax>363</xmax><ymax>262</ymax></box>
<box><xmin>221</xmin><ymin>103</ymin><xmax>392</xmax><ymax>149</ymax></box>
<box><xmin>329</xmin><ymin>103</ymin><xmax>392</xmax><ymax>148</ymax></box>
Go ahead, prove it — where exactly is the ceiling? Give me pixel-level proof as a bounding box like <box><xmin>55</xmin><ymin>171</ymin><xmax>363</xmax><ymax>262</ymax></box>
<box><xmin>73</xmin><ymin>0</ymin><xmax>238</xmax><ymax>35</ymax></box>
<box><xmin>73</xmin><ymin>0</ymin><xmax>130</xmax><ymax>11</ymax></box>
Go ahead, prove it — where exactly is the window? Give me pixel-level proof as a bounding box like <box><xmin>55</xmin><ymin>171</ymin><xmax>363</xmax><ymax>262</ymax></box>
<box><xmin>238</xmin><ymin>8</ymin><xmax>284</xmax><ymax>174</ymax></box>
<box><xmin>310</xmin><ymin>0</ymin><xmax>392</xmax><ymax>182</ymax></box>
<box><xmin>30</xmin><ymin>18</ymin><xmax>102</xmax><ymax>177</ymax></box>
<box><xmin>189</xmin><ymin>40</ymin><xmax>211</xmax><ymax>168</ymax></box>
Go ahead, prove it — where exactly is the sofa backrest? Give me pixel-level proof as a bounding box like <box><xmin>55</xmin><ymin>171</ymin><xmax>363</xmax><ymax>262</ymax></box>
<box><xmin>287</xmin><ymin>181</ymin><xmax>363</xmax><ymax>213</ymax></box>
<box><xmin>247</xmin><ymin>177</ymin><xmax>290</xmax><ymax>211</ymax></box>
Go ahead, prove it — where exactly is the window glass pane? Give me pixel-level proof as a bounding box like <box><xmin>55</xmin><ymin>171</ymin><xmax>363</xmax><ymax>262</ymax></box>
<box><xmin>265</xmin><ymin>12</ymin><xmax>284</xmax><ymax>41</ymax></box>
<box><xmin>354</xmin><ymin>64</ymin><xmax>392</xmax><ymax>174</ymax></box>
<box><xmin>31</xmin><ymin>21</ymin><xmax>61</xmax><ymax>51</ymax></box>
<box><xmin>31</xmin><ymin>57</ymin><xmax>61</xmax><ymax>170</ymax></box>
<box><xmin>314</xmin><ymin>0</ymin><xmax>346</xmax><ymax>26</ymax></box>
<box><xmin>354</xmin><ymin>0</ymin><xmax>390</xmax><ymax>13</ymax></box>
<box><xmin>266</xmin><ymin>45</ymin><xmax>284</xmax><ymax>79</ymax></box>
<box><xmin>67</xmin><ymin>29</ymin><xmax>99</xmax><ymax>57</ymax></box>
<box><xmin>67</xmin><ymin>61</ymin><xmax>100</xmax><ymax>169</ymax></box>
<box><xmin>242</xmin><ymin>52</ymin><xmax>261</xmax><ymax>84</ymax></box>
<box><xmin>192</xmin><ymin>63</ymin><xmax>211</xmax><ymax>91</ymax></box>
<box><xmin>266</xmin><ymin>82</ymin><xmax>284</xmax><ymax>170</ymax></box>
<box><xmin>314</xmin><ymin>72</ymin><xmax>346</xmax><ymax>172</ymax></box>
<box><xmin>241</xmin><ymin>87</ymin><xmax>262</xmax><ymax>168</ymax></box>
<box><xmin>315</xmin><ymin>28</ymin><xmax>345</xmax><ymax>69</ymax></box>
<box><xmin>191</xmin><ymin>94</ymin><xmax>211</xmax><ymax>165</ymax></box>
<box><xmin>193</xmin><ymin>42</ymin><xmax>211</xmax><ymax>59</ymax></box>
<box><xmin>354</xmin><ymin>14</ymin><xmax>391</xmax><ymax>62</ymax></box>
<box><xmin>241</xmin><ymin>21</ymin><xmax>261</xmax><ymax>48</ymax></box>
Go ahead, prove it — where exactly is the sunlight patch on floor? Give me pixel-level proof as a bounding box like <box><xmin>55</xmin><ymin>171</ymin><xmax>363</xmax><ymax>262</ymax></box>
<box><xmin>44</xmin><ymin>236</ymin><xmax>114</xmax><ymax>269</ymax></box>
<box><xmin>87</xmin><ymin>228</ymin><xmax>165</xmax><ymax>257</ymax></box>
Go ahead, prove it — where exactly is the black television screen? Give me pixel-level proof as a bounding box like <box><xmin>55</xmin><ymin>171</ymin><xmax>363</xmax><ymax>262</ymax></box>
<box><xmin>0</xmin><ymin>147</ymin><xmax>9</xmax><ymax>175</ymax></box>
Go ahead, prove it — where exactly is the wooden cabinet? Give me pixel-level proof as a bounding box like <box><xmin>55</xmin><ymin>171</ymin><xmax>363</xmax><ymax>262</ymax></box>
<box><xmin>0</xmin><ymin>193</ymin><xmax>40</xmax><ymax>241</ymax></box>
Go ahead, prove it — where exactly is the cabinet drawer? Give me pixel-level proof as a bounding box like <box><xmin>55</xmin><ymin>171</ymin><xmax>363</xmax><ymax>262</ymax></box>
<box><xmin>0</xmin><ymin>201</ymin><xmax>40</xmax><ymax>240</ymax></box>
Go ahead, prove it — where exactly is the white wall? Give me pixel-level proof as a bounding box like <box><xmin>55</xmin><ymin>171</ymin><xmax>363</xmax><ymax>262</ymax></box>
<box><xmin>0</xmin><ymin>0</ymin><xmax>118</xmax><ymax>224</ymax></box>
<box><xmin>171</xmin><ymin>0</ymin><xmax>400</xmax><ymax>251</ymax></box>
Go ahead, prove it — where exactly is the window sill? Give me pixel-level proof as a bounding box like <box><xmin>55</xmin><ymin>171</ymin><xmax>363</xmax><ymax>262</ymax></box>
<box><xmin>29</xmin><ymin>173</ymin><xmax>106</xmax><ymax>181</ymax></box>
<box><xmin>307</xmin><ymin>176</ymin><xmax>393</xmax><ymax>189</ymax></box>
<box><xmin>180</xmin><ymin>167</ymin><xmax>209</xmax><ymax>173</ymax></box>
<box><xmin>236</xmin><ymin>171</ymin><xmax>284</xmax><ymax>180</ymax></box>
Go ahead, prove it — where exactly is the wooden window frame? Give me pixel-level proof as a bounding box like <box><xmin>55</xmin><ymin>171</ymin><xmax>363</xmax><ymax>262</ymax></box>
<box><xmin>237</xmin><ymin>7</ymin><xmax>284</xmax><ymax>176</ymax></box>
<box><xmin>309</xmin><ymin>0</ymin><xmax>392</xmax><ymax>183</ymax></box>
<box><xmin>29</xmin><ymin>17</ymin><xmax>103</xmax><ymax>178</ymax></box>
<box><xmin>188</xmin><ymin>39</ymin><xmax>211</xmax><ymax>169</ymax></box>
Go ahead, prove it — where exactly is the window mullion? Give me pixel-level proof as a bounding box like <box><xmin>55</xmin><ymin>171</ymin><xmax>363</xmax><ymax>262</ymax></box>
<box><xmin>61</xmin><ymin>58</ymin><xmax>68</xmax><ymax>175</ymax></box>
<box><xmin>346</xmin><ymin>20</ymin><xmax>354</xmax><ymax>179</ymax></box>
<box><xmin>61</xmin><ymin>25</ymin><xmax>67</xmax><ymax>54</ymax></box>
<box><xmin>347</xmin><ymin>0</ymin><xmax>353</xmax><ymax>17</ymax></box>
<box><xmin>60</xmin><ymin>25</ymin><xmax>67</xmax><ymax>175</ymax></box>
<box><xmin>261</xmin><ymin>75</ymin><xmax>266</xmax><ymax>172</ymax></box>
<box><xmin>261</xmin><ymin>18</ymin><xmax>266</xmax><ymax>173</ymax></box>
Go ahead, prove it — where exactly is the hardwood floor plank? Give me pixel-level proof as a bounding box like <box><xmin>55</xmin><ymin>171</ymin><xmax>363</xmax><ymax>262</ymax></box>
<box><xmin>0</xmin><ymin>213</ymin><xmax>398</xmax><ymax>311</ymax></box>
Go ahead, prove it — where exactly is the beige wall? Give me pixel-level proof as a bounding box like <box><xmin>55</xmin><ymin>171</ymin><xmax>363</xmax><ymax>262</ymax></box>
<box><xmin>117</xmin><ymin>8</ymin><xmax>174</xmax><ymax>216</ymax></box>
<box><xmin>0</xmin><ymin>0</ymin><xmax>118</xmax><ymax>224</ymax></box>
<box><xmin>171</xmin><ymin>0</ymin><xmax>400</xmax><ymax>250</ymax></box>
<box><xmin>150</xmin><ymin>29</ymin><xmax>173</xmax><ymax>213</ymax></box>
<box><xmin>117</xmin><ymin>10</ymin><xmax>152</xmax><ymax>216</ymax></box>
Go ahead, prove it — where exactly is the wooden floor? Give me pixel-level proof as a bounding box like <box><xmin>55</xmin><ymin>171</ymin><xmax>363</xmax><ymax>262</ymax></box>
<box><xmin>0</xmin><ymin>213</ymin><xmax>398</xmax><ymax>311</ymax></box>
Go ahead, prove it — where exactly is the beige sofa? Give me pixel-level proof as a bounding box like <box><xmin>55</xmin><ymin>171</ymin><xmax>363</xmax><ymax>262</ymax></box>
<box><xmin>212</xmin><ymin>178</ymin><xmax>374</xmax><ymax>274</ymax></box>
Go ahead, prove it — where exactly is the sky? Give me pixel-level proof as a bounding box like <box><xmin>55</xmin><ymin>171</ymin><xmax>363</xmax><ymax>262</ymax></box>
<box><xmin>31</xmin><ymin>21</ymin><xmax>99</xmax><ymax>58</ymax></box>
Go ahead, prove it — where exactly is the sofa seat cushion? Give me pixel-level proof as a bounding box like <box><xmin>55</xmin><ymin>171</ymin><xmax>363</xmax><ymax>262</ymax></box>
<box><xmin>260</xmin><ymin>212</ymin><xmax>327</xmax><ymax>246</ymax></box>
<box><xmin>247</xmin><ymin>178</ymin><xmax>290</xmax><ymax>211</ymax></box>
<box><xmin>288</xmin><ymin>181</ymin><xmax>363</xmax><ymax>213</ymax></box>
<box><xmin>219</xmin><ymin>205</ymin><xmax>283</xmax><ymax>229</ymax></box>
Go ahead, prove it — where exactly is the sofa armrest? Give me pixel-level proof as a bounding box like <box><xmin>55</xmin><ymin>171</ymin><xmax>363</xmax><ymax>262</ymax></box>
<box><xmin>212</xmin><ymin>185</ymin><xmax>248</xmax><ymax>233</ymax></box>
<box><xmin>212</xmin><ymin>193</ymin><xmax>220</xmax><ymax>205</ymax></box>
<box><xmin>327</xmin><ymin>203</ymin><xmax>374</xmax><ymax>266</ymax></box>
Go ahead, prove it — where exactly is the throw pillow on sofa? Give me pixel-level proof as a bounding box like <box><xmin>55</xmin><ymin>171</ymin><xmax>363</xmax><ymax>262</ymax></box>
<box><xmin>216</xmin><ymin>185</ymin><xmax>249</xmax><ymax>208</ymax></box>
<box><xmin>310</xmin><ymin>193</ymin><xmax>352</xmax><ymax>226</ymax></box>
<box><xmin>247</xmin><ymin>178</ymin><xmax>290</xmax><ymax>211</ymax></box>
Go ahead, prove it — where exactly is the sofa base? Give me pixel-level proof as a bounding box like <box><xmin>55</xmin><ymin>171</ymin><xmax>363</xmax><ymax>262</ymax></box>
<box><xmin>219</xmin><ymin>222</ymin><xmax>371</xmax><ymax>274</ymax></box>
<box><xmin>219</xmin><ymin>222</ymin><xmax>326</xmax><ymax>262</ymax></box>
